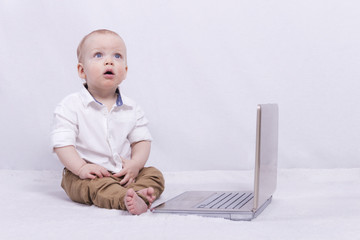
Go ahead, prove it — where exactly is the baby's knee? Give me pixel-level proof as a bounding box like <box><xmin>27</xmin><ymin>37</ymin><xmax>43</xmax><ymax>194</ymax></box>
<box><xmin>140</xmin><ymin>167</ymin><xmax>165</xmax><ymax>194</ymax></box>
<box><xmin>143</xmin><ymin>167</ymin><xmax>164</xmax><ymax>181</ymax></box>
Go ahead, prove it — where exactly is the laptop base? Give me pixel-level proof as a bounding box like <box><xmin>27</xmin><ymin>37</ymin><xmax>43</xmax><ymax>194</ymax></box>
<box><xmin>152</xmin><ymin>191</ymin><xmax>272</xmax><ymax>221</ymax></box>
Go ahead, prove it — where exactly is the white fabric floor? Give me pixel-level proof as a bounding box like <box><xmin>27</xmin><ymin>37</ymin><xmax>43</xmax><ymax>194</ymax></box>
<box><xmin>1</xmin><ymin>168</ymin><xmax>359</xmax><ymax>240</ymax></box>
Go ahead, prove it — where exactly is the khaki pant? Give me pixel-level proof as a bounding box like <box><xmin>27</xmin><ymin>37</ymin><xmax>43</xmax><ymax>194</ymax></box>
<box><xmin>61</xmin><ymin>167</ymin><xmax>165</xmax><ymax>210</ymax></box>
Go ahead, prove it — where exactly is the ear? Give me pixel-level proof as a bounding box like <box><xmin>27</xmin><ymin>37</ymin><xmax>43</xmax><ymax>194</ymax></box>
<box><xmin>123</xmin><ymin>65</ymin><xmax>128</xmax><ymax>79</ymax></box>
<box><xmin>77</xmin><ymin>63</ymin><xmax>86</xmax><ymax>79</ymax></box>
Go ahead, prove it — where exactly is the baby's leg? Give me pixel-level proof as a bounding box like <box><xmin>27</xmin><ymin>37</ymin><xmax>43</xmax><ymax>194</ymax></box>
<box><xmin>61</xmin><ymin>167</ymin><xmax>165</xmax><ymax>213</ymax></box>
<box><xmin>124</xmin><ymin>188</ymin><xmax>148</xmax><ymax>215</ymax></box>
<box><xmin>61</xmin><ymin>169</ymin><xmax>128</xmax><ymax>210</ymax></box>
<box><xmin>129</xmin><ymin>167</ymin><xmax>165</xmax><ymax>201</ymax></box>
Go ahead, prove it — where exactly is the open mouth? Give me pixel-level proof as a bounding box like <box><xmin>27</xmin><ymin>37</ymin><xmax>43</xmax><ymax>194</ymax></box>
<box><xmin>104</xmin><ymin>70</ymin><xmax>114</xmax><ymax>75</ymax></box>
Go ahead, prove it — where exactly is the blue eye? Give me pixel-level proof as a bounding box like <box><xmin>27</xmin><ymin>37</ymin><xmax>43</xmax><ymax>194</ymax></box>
<box><xmin>114</xmin><ymin>53</ymin><xmax>121</xmax><ymax>59</ymax></box>
<box><xmin>95</xmin><ymin>52</ymin><xmax>102</xmax><ymax>58</ymax></box>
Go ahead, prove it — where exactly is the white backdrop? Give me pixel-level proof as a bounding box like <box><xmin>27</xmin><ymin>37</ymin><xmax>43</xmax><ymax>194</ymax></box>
<box><xmin>0</xmin><ymin>0</ymin><xmax>359</xmax><ymax>171</ymax></box>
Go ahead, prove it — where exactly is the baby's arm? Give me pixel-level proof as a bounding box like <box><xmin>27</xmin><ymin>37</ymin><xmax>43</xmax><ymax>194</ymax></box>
<box><xmin>54</xmin><ymin>146</ymin><xmax>110</xmax><ymax>179</ymax></box>
<box><xmin>112</xmin><ymin>141</ymin><xmax>151</xmax><ymax>186</ymax></box>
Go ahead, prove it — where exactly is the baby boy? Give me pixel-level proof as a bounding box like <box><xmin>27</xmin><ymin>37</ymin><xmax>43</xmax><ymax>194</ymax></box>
<box><xmin>51</xmin><ymin>29</ymin><xmax>165</xmax><ymax>215</ymax></box>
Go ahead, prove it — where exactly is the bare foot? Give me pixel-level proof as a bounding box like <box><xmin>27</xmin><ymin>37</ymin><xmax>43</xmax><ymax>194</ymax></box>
<box><xmin>137</xmin><ymin>187</ymin><xmax>156</xmax><ymax>206</ymax></box>
<box><xmin>124</xmin><ymin>188</ymin><xmax>148</xmax><ymax>215</ymax></box>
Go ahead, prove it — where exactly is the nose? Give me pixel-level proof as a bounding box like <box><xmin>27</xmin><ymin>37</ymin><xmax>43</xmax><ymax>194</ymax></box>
<box><xmin>104</xmin><ymin>57</ymin><xmax>113</xmax><ymax>65</ymax></box>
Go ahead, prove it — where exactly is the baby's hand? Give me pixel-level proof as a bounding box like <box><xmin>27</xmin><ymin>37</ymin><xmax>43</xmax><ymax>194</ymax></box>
<box><xmin>112</xmin><ymin>157</ymin><xmax>141</xmax><ymax>187</ymax></box>
<box><xmin>78</xmin><ymin>163</ymin><xmax>111</xmax><ymax>180</ymax></box>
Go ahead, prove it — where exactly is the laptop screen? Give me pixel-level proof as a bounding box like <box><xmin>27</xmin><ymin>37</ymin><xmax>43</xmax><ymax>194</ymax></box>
<box><xmin>253</xmin><ymin>104</ymin><xmax>278</xmax><ymax>210</ymax></box>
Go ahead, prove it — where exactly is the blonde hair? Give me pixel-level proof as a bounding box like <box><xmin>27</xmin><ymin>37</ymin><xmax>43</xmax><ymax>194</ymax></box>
<box><xmin>77</xmin><ymin>29</ymin><xmax>126</xmax><ymax>62</ymax></box>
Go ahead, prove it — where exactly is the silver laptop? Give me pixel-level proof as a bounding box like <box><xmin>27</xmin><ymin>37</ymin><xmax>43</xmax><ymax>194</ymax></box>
<box><xmin>152</xmin><ymin>104</ymin><xmax>278</xmax><ymax>221</ymax></box>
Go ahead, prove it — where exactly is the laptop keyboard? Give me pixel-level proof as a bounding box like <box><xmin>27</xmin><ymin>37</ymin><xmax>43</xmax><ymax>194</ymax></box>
<box><xmin>195</xmin><ymin>192</ymin><xmax>254</xmax><ymax>210</ymax></box>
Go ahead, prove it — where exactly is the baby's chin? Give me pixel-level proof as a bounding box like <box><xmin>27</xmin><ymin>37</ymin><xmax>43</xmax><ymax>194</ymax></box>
<box><xmin>102</xmin><ymin>79</ymin><xmax>123</xmax><ymax>88</ymax></box>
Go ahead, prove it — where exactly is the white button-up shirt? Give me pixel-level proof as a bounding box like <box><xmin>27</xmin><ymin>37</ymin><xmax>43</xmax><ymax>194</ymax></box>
<box><xmin>51</xmin><ymin>87</ymin><xmax>152</xmax><ymax>173</ymax></box>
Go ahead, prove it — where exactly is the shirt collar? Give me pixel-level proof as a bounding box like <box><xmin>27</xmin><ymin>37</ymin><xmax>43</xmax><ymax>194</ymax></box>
<box><xmin>80</xmin><ymin>84</ymin><xmax>124</xmax><ymax>107</ymax></box>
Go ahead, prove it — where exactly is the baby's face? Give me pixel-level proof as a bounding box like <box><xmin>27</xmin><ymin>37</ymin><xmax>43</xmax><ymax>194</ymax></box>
<box><xmin>78</xmin><ymin>33</ymin><xmax>128</xmax><ymax>92</ymax></box>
